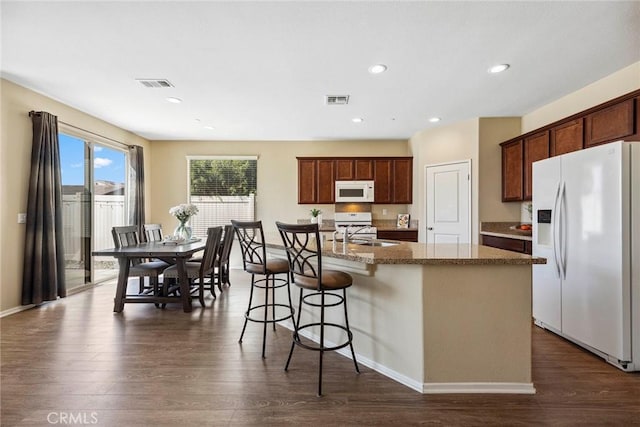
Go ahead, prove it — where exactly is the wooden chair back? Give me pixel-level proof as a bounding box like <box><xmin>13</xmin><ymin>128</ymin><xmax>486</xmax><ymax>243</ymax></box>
<box><xmin>144</xmin><ymin>224</ymin><xmax>164</xmax><ymax>242</ymax></box>
<box><xmin>275</xmin><ymin>222</ymin><xmax>322</xmax><ymax>290</ymax></box>
<box><xmin>201</xmin><ymin>227</ymin><xmax>224</xmax><ymax>276</ymax></box>
<box><xmin>231</xmin><ymin>220</ymin><xmax>267</xmax><ymax>275</ymax></box>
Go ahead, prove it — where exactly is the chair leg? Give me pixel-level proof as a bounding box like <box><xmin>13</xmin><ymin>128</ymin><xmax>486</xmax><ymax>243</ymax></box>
<box><xmin>210</xmin><ymin>273</ymin><xmax>217</xmax><ymax>300</ymax></box>
<box><xmin>152</xmin><ymin>276</ymin><xmax>161</xmax><ymax>309</ymax></box>
<box><xmin>318</xmin><ymin>290</ymin><xmax>325</xmax><ymax>397</ymax></box>
<box><xmin>139</xmin><ymin>277</ymin><xmax>144</xmax><ymax>294</ymax></box>
<box><xmin>239</xmin><ymin>274</ymin><xmax>255</xmax><ymax>344</ymax></box>
<box><xmin>198</xmin><ymin>275</ymin><xmax>206</xmax><ymax>307</ymax></box>
<box><xmin>343</xmin><ymin>289</ymin><xmax>360</xmax><ymax>373</ymax></box>
<box><xmin>224</xmin><ymin>266</ymin><xmax>231</xmax><ymax>287</ymax></box>
<box><xmin>286</xmin><ymin>273</ymin><xmax>295</xmax><ymax>329</ymax></box>
<box><xmin>285</xmin><ymin>289</ymin><xmax>304</xmax><ymax>371</ymax></box>
<box><xmin>217</xmin><ymin>267</ymin><xmax>224</xmax><ymax>293</ymax></box>
<box><xmin>262</xmin><ymin>274</ymin><xmax>269</xmax><ymax>358</ymax></box>
<box><xmin>271</xmin><ymin>274</ymin><xmax>277</xmax><ymax>332</ymax></box>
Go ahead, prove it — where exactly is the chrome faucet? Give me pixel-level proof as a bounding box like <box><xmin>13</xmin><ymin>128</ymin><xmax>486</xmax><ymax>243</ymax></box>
<box><xmin>337</xmin><ymin>226</ymin><xmax>371</xmax><ymax>243</ymax></box>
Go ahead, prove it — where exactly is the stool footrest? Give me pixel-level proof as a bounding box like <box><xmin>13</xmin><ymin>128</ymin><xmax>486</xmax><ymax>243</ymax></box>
<box><xmin>245</xmin><ymin>304</ymin><xmax>294</xmax><ymax>324</ymax></box>
<box><xmin>292</xmin><ymin>322</ymin><xmax>354</xmax><ymax>352</ymax></box>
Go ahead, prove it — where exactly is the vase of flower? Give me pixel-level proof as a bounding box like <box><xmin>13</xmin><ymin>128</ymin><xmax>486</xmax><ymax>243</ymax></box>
<box><xmin>169</xmin><ymin>203</ymin><xmax>199</xmax><ymax>241</ymax></box>
<box><xmin>174</xmin><ymin>220</ymin><xmax>192</xmax><ymax>241</ymax></box>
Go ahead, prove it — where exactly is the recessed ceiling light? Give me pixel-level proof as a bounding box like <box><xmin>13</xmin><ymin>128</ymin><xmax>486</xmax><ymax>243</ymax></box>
<box><xmin>352</xmin><ymin>118</ymin><xmax>364</xmax><ymax>123</ymax></box>
<box><xmin>166</xmin><ymin>97</ymin><xmax>182</xmax><ymax>104</ymax></box>
<box><xmin>203</xmin><ymin>125</ymin><xmax>215</xmax><ymax>130</ymax></box>
<box><xmin>488</xmin><ymin>64</ymin><xmax>510</xmax><ymax>74</ymax></box>
<box><xmin>429</xmin><ymin>117</ymin><xmax>441</xmax><ymax>123</ymax></box>
<box><xmin>368</xmin><ymin>64</ymin><xmax>388</xmax><ymax>74</ymax></box>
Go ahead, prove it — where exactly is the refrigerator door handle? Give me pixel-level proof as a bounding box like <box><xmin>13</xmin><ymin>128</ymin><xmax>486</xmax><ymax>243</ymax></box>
<box><xmin>559</xmin><ymin>181</ymin><xmax>567</xmax><ymax>279</ymax></box>
<box><xmin>552</xmin><ymin>182</ymin><xmax>562</xmax><ymax>278</ymax></box>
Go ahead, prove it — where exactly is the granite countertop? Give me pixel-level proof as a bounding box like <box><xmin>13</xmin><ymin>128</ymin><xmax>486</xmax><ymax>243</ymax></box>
<box><xmin>265</xmin><ymin>233</ymin><xmax>545</xmax><ymax>266</ymax></box>
<box><xmin>297</xmin><ymin>218</ymin><xmax>418</xmax><ymax>232</ymax></box>
<box><xmin>480</xmin><ymin>222</ymin><xmax>532</xmax><ymax>241</ymax></box>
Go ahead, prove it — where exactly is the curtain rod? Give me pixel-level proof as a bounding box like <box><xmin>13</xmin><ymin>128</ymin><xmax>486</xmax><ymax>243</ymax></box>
<box><xmin>28</xmin><ymin>110</ymin><xmax>136</xmax><ymax>149</ymax></box>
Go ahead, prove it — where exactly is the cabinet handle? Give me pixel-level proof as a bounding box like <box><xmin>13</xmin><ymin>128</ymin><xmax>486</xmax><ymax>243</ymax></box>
<box><xmin>427</xmin><ymin>227</ymin><xmax>433</xmax><ymax>230</ymax></box>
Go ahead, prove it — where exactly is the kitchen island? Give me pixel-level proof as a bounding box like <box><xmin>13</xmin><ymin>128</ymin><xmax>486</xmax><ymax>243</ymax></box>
<box><xmin>265</xmin><ymin>235</ymin><xmax>545</xmax><ymax>394</ymax></box>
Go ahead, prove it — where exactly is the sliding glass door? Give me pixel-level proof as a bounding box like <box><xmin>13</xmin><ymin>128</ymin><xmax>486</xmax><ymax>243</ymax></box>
<box><xmin>59</xmin><ymin>132</ymin><xmax>127</xmax><ymax>289</ymax></box>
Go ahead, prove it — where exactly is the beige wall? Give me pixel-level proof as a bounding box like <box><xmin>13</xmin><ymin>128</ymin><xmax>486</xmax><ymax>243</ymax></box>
<box><xmin>408</xmin><ymin>118</ymin><xmax>480</xmax><ymax>243</ymax></box>
<box><xmin>0</xmin><ymin>79</ymin><xmax>151</xmax><ymax>313</ymax></box>
<box><xmin>478</xmin><ymin>117</ymin><xmax>522</xmax><ymax>222</ymax></box>
<box><xmin>523</xmin><ymin>61</ymin><xmax>640</xmax><ymax>132</ymax></box>
<box><xmin>2</xmin><ymin>61</ymin><xmax>638</xmax><ymax>314</ymax></box>
<box><xmin>149</xmin><ymin>140</ymin><xmax>409</xmax><ymax>235</ymax></box>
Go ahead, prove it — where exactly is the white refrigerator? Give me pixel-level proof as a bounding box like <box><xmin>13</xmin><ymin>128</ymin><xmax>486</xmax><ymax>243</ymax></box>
<box><xmin>532</xmin><ymin>140</ymin><xmax>640</xmax><ymax>371</ymax></box>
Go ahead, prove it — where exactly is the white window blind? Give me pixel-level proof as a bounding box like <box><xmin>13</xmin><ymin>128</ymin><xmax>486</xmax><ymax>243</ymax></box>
<box><xmin>188</xmin><ymin>156</ymin><xmax>257</xmax><ymax>237</ymax></box>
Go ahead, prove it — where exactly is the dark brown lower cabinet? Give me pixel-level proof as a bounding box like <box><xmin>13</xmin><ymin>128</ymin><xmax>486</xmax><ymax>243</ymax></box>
<box><xmin>377</xmin><ymin>230</ymin><xmax>418</xmax><ymax>242</ymax></box>
<box><xmin>481</xmin><ymin>234</ymin><xmax>532</xmax><ymax>255</ymax></box>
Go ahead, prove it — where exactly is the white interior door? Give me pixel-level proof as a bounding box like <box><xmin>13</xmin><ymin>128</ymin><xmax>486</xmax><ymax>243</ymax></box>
<box><xmin>425</xmin><ymin>161</ymin><xmax>471</xmax><ymax>244</ymax></box>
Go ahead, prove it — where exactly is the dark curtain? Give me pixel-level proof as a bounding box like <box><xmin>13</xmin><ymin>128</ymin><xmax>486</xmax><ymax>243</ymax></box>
<box><xmin>22</xmin><ymin>111</ymin><xmax>66</xmax><ymax>305</ymax></box>
<box><xmin>128</xmin><ymin>145</ymin><xmax>145</xmax><ymax>241</ymax></box>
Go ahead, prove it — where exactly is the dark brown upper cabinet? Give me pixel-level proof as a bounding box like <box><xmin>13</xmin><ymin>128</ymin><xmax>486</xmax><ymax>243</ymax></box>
<box><xmin>523</xmin><ymin>131</ymin><xmax>549</xmax><ymax>201</ymax></box>
<box><xmin>373</xmin><ymin>159</ymin><xmax>393</xmax><ymax>204</ymax></box>
<box><xmin>585</xmin><ymin>99</ymin><xmax>635</xmax><ymax>147</ymax></box>
<box><xmin>392</xmin><ymin>158</ymin><xmax>413</xmax><ymax>204</ymax></box>
<box><xmin>502</xmin><ymin>140</ymin><xmax>523</xmax><ymax>202</ymax></box>
<box><xmin>500</xmin><ymin>89</ymin><xmax>639</xmax><ymax>202</ymax></box>
<box><xmin>316</xmin><ymin>160</ymin><xmax>335</xmax><ymax>204</ymax></box>
<box><xmin>550</xmin><ymin>119</ymin><xmax>583</xmax><ymax>156</ymax></box>
<box><xmin>297</xmin><ymin>157</ymin><xmax>412</xmax><ymax>204</ymax></box>
<box><xmin>335</xmin><ymin>159</ymin><xmax>355</xmax><ymax>180</ymax></box>
<box><xmin>297</xmin><ymin>159</ymin><xmax>317</xmax><ymax>204</ymax></box>
<box><xmin>355</xmin><ymin>159</ymin><xmax>374</xmax><ymax>180</ymax></box>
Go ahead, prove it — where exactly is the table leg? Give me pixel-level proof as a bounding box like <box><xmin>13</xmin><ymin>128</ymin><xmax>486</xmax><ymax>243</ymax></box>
<box><xmin>113</xmin><ymin>258</ymin><xmax>130</xmax><ymax>312</ymax></box>
<box><xmin>176</xmin><ymin>258</ymin><xmax>193</xmax><ymax>313</ymax></box>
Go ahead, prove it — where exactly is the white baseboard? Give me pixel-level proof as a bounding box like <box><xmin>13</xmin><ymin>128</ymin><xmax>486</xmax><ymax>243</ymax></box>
<box><xmin>281</xmin><ymin>320</ymin><xmax>536</xmax><ymax>395</ymax></box>
<box><xmin>0</xmin><ymin>304</ymin><xmax>35</xmax><ymax>318</ymax></box>
<box><xmin>422</xmin><ymin>382</ymin><xmax>536</xmax><ymax>394</ymax></box>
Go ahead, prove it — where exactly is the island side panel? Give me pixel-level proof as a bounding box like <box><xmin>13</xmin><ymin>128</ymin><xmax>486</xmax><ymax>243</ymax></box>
<box><xmin>422</xmin><ymin>264</ymin><xmax>532</xmax><ymax>389</ymax></box>
<box><xmin>347</xmin><ymin>264</ymin><xmax>425</xmax><ymax>389</ymax></box>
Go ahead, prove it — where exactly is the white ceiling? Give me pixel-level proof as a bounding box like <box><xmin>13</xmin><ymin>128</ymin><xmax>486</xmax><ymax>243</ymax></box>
<box><xmin>2</xmin><ymin>1</ymin><xmax>639</xmax><ymax>141</ymax></box>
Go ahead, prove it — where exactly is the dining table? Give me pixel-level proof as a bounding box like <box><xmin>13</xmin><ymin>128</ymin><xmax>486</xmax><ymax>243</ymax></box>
<box><xmin>93</xmin><ymin>239</ymin><xmax>206</xmax><ymax>313</ymax></box>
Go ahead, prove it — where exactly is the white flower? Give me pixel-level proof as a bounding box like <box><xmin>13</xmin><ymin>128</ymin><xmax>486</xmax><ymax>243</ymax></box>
<box><xmin>169</xmin><ymin>203</ymin><xmax>199</xmax><ymax>223</ymax></box>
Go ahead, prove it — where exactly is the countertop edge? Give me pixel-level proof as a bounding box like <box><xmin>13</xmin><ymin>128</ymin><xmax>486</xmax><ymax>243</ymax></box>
<box><xmin>265</xmin><ymin>240</ymin><xmax>545</xmax><ymax>266</ymax></box>
<box><xmin>480</xmin><ymin>231</ymin><xmax>532</xmax><ymax>241</ymax></box>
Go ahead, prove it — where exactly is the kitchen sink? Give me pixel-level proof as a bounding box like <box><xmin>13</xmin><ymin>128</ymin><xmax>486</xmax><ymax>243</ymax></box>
<box><xmin>350</xmin><ymin>240</ymin><xmax>399</xmax><ymax>247</ymax></box>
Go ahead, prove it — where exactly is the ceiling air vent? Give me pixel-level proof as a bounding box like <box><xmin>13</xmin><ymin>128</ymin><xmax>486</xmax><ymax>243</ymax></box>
<box><xmin>136</xmin><ymin>79</ymin><xmax>174</xmax><ymax>88</ymax></box>
<box><xmin>325</xmin><ymin>95</ymin><xmax>350</xmax><ymax>105</ymax></box>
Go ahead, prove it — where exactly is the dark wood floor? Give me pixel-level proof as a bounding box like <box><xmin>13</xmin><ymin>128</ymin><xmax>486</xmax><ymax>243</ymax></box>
<box><xmin>2</xmin><ymin>270</ymin><xmax>639</xmax><ymax>426</ymax></box>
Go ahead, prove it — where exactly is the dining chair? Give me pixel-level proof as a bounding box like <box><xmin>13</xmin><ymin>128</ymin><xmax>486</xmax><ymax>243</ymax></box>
<box><xmin>111</xmin><ymin>225</ymin><xmax>169</xmax><ymax>295</ymax></box>
<box><xmin>215</xmin><ymin>224</ymin><xmax>235</xmax><ymax>291</ymax></box>
<box><xmin>232</xmin><ymin>220</ymin><xmax>294</xmax><ymax>359</ymax></box>
<box><xmin>275</xmin><ymin>221</ymin><xmax>360</xmax><ymax>396</ymax></box>
<box><xmin>162</xmin><ymin>226</ymin><xmax>223</xmax><ymax>307</ymax></box>
<box><xmin>143</xmin><ymin>223</ymin><xmax>164</xmax><ymax>243</ymax></box>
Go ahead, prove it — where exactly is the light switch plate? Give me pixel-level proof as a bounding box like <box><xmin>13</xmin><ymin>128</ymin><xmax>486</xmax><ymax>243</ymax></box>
<box><xmin>18</xmin><ymin>213</ymin><xmax>27</xmax><ymax>224</ymax></box>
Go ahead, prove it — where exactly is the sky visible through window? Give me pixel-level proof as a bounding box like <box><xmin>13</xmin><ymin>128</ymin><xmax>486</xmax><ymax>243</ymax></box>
<box><xmin>59</xmin><ymin>133</ymin><xmax>125</xmax><ymax>185</ymax></box>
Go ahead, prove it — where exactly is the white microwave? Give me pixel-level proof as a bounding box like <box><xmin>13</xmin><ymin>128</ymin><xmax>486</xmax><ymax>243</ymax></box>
<box><xmin>335</xmin><ymin>180</ymin><xmax>375</xmax><ymax>203</ymax></box>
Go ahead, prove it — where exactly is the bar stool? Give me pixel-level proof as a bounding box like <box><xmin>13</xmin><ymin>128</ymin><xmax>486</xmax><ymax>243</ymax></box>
<box><xmin>232</xmin><ymin>220</ymin><xmax>294</xmax><ymax>359</ymax></box>
<box><xmin>275</xmin><ymin>222</ymin><xmax>359</xmax><ymax>396</ymax></box>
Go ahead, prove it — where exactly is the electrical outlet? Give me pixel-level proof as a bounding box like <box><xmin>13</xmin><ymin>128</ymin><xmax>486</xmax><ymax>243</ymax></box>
<box><xmin>18</xmin><ymin>213</ymin><xmax>27</xmax><ymax>224</ymax></box>
<box><xmin>382</xmin><ymin>209</ymin><xmax>388</xmax><ymax>216</ymax></box>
